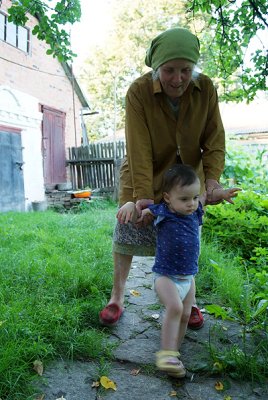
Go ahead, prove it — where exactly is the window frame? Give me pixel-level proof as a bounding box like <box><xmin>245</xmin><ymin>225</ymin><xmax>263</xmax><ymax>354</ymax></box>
<box><xmin>0</xmin><ymin>10</ymin><xmax>31</xmax><ymax>54</ymax></box>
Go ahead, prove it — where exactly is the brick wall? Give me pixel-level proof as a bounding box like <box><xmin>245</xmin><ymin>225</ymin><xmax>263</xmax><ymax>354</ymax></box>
<box><xmin>0</xmin><ymin>0</ymin><xmax>84</xmax><ymax>150</ymax></box>
<box><xmin>45</xmin><ymin>190</ymin><xmax>91</xmax><ymax>210</ymax></box>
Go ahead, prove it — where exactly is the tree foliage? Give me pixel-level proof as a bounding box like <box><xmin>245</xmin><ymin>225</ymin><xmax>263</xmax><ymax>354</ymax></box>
<box><xmin>6</xmin><ymin>0</ymin><xmax>81</xmax><ymax>61</ymax></box>
<box><xmin>187</xmin><ymin>0</ymin><xmax>268</xmax><ymax>101</ymax></box>
<box><xmin>80</xmin><ymin>0</ymin><xmax>267</xmax><ymax>140</ymax></box>
<box><xmin>81</xmin><ymin>0</ymin><xmax>189</xmax><ymax>139</ymax></box>
<box><xmin>5</xmin><ymin>0</ymin><xmax>267</xmax><ymax>139</ymax></box>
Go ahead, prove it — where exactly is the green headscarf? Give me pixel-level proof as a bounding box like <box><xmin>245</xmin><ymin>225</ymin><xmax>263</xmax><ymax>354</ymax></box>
<box><xmin>145</xmin><ymin>28</ymin><xmax>200</xmax><ymax>70</ymax></box>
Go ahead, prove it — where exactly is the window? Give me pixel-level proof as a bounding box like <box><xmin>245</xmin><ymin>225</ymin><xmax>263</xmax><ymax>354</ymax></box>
<box><xmin>0</xmin><ymin>12</ymin><xmax>4</xmax><ymax>41</ymax></box>
<box><xmin>0</xmin><ymin>11</ymin><xmax>30</xmax><ymax>53</ymax></box>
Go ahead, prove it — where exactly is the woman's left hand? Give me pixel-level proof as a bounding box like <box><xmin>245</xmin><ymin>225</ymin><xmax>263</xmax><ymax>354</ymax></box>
<box><xmin>205</xmin><ymin>179</ymin><xmax>223</xmax><ymax>205</ymax></box>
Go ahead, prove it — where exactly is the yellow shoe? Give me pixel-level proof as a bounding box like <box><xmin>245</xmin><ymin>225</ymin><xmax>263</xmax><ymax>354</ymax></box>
<box><xmin>156</xmin><ymin>350</ymin><xmax>186</xmax><ymax>378</ymax></box>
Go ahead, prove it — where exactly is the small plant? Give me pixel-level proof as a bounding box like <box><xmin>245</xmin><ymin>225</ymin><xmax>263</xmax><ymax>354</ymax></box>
<box><xmin>207</xmin><ymin>326</ymin><xmax>268</xmax><ymax>382</ymax></box>
<box><xmin>147</xmin><ymin>304</ymin><xmax>162</xmax><ymax>311</ymax></box>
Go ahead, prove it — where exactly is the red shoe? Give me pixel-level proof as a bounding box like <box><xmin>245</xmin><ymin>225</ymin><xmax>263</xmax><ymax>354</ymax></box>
<box><xmin>188</xmin><ymin>305</ymin><xmax>204</xmax><ymax>330</ymax></box>
<box><xmin>99</xmin><ymin>303</ymin><xmax>124</xmax><ymax>327</ymax></box>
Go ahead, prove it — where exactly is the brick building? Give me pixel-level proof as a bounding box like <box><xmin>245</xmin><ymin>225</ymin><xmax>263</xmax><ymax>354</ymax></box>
<box><xmin>0</xmin><ymin>0</ymin><xmax>90</xmax><ymax>212</ymax></box>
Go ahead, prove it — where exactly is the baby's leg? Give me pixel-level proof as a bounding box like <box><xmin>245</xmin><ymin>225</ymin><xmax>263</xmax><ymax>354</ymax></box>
<box><xmin>154</xmin><ymin>276</ymin><xmax>186</xmax><ymax>377</ymax></box>
<box><xmin>178</xmin><ymin>279</ymin><xmax>195</xmax><ymax>347</ymax></box>
<box><xmin>155</xmin><ymin>276</ymin><xmax>183</xmax><ymax>350</ymax></box>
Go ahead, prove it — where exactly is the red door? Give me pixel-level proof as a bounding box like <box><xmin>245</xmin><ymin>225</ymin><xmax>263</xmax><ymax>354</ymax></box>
<box><xmin>42</xmin><ymin>106</ymin><xmax>66</xmax><ymax>185</ymax></box>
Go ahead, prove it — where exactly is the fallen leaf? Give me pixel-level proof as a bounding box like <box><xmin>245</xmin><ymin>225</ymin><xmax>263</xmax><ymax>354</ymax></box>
<box><xmin>151</xmin><ymin>313</ymin><xmax>160</xmax><ymax>319</ymax></box>
<box><xmin>215</xmin><ymin>381</ymin><xmax>224</xmax><ymax>391</ymax></box>
<box><xmin>224</xmin><ymin>396</ymin><xmax>232</xmax><ymax>400</ymax></box>
<box><xmin>130</xmin><ymin>368</ymin><xmax>140</xmax><ymax>376</ymax></box>
<box><xmin>213</xmin><ymin>361</ymin><xmax>223</xmax><ymax>372</ymax></box>
<box><xmin>92</xmin><ymin>381</ymin><xmax>100</xmax><ymax>388</ymax></box>
<box><xmin>33</xmin><ymin>360</ymin><xmax>43</xmax><ymax>376</ymax></box>
<box><xmin>35</xmin><ymin>395</ymin><xmax>45</xmax><ymax>400</ymax></box>
<box><xmin>169</xmin><ymin>390</ymin><xmax>177</xmax><ymax>396</ymax></box>
<box><xmin>100</xmin><ymin>376</ymin><xmax>117</xmax><ymax>391</ymax></box>
<box><xmin>130</xmin><ymin>289</ymin><xmax>141</xmax><ymax>297</ymax></box>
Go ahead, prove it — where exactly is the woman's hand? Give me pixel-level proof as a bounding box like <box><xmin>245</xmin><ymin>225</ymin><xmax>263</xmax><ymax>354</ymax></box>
<box><xmin>204</xmin><ymin>183</ymin><xmax>241</xmax><ymax>206</ymax></box>
<box><xmin>116</xmin><ymin>202</ymin><xmax>138</xmax><ymax>224</ymax></box>
<box><xmin>135</xmin><ymin>199</ymin><xmax>154</xmax><ymax>216</ymax></box>
<box><xmin>205</xmin><ymin>179</ymin><xmax>223</xmax><ymax>205</ymax></box>
<box><xmin>135</xmin><ymin>199</ymin><xmax>154</xmax><ymax>227</ymax></box>
<box><xmin>218</xmin><ymin>187</ymin><xmax>241</xmax><ymax>204</ymax></box>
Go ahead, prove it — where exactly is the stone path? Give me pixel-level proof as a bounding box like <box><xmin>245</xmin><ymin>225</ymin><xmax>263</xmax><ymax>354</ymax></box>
<box><xmin>37</xmin><ymin>257</ymin><xmax>267</xmax><ymax>400</ymax></box>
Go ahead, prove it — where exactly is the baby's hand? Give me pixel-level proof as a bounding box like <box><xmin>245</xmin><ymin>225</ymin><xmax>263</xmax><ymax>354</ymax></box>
<box><xmin>116</xmin><ymin>202</ymin><xmax>138</xmax><ymax>224</ymax></box>
<box><xmin>135</xmin><ymin>208</ymin><xmax>154</xmax><ymax>227</ymax></box>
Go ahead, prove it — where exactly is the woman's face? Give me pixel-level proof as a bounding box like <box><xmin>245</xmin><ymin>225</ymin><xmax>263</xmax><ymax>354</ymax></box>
<box><xmin>158</xmin><ymin>59</ymin><xmax>194</xmax><ymax>100</ymax></box>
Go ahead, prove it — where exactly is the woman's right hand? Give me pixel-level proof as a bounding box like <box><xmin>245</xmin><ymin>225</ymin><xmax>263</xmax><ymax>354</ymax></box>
<box><xmin>136</xmin><ymin>199</ymin><xmax>154</xmax><ymax>216</ymax></box>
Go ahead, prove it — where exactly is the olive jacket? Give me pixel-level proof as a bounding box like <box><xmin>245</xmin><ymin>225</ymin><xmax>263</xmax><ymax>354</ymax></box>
<box><xmin>119</xmin><ymin>72</ymin><xmax>225</xmax><ymax>204</ymax></box>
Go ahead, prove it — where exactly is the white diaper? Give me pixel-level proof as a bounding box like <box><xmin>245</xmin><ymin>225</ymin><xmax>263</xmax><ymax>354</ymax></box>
<box><xmin>154</xmin><ymin>273</ymin><xmax>193</xmax><ymax>300</ymax></box>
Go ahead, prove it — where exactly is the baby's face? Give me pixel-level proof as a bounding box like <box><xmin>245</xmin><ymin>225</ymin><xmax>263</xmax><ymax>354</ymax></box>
<box><xmin>164</xmin><ymin>180</ymin><xmax>200</xmax><ymax>215</ymax></box>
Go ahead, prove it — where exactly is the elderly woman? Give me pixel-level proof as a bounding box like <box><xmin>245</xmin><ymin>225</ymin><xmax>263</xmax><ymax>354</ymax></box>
<box><xmin>99</xmin><ymin>27</ymin><xmax>225</xmax><ymax>328</ymax></box>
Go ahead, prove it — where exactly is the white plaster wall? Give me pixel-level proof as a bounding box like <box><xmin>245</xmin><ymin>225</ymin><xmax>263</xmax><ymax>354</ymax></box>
<box><xmin>0</xmin><ymin>86</ymin><xmax>44</xmax><ymax>211</ymax></box>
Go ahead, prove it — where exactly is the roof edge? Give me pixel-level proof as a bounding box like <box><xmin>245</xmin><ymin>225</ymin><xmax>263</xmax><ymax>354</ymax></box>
<box><xmin>61</xmin><ymin>62</ymin><xmax>90</xmax><ymax>109</ymax></box>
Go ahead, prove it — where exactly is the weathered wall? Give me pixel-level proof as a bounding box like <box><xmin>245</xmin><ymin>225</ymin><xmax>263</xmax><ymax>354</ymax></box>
<box><xmin>0</xmin><ymin>0</ymin><xmax>84</xmax><ymax>150</ymax></box>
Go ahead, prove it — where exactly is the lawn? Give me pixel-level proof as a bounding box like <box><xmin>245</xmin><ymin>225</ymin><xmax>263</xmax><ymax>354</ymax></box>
<box><xmin>0</xmin><ymin>200</ymin><xmax>117</xmax><ymax>399</ymax></box>
<box><xmin>0</xmin><ymin>173</ymin><xmax>267</xmax><ymax>399</ymax></box>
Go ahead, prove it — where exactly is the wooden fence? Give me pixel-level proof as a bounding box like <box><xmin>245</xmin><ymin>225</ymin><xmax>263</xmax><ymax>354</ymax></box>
<box><xmin>67</xmin><ymin>141</ymin><xmax>126</xmax><ymax>191</ymax></box>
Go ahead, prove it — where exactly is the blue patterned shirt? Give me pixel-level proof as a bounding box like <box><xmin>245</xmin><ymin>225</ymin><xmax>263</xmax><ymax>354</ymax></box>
<box><xmin>148</xmin><ymin>202</ymin><xmax>203</xmax><ymax>276</ymax></box>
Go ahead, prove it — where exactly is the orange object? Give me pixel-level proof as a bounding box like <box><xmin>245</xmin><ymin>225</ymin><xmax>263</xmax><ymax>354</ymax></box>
<box><xmin>73</xmin><ymin>191</ymin><xmax>91</xmax><ymax>198</ymax></box>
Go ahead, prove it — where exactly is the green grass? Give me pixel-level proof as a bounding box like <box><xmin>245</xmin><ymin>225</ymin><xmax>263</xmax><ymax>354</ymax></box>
<box><xmin>0</xmin><ymin>200</ymin><xmax>117</xmax><ymax>400</ymax></box>
<box><xmin>197</xmin><ymin>238</ymin><xmax>268</xmax><ymax>383</ymax></box>
<box><xmin>0</xmin><ymin>198</ymin><xmax>267</xmax><ymax>398</ymax></box>
<box><xmin>197</xmin><ymin>239</ymin><xmax>245</xmax><ymax>308</ymax></box>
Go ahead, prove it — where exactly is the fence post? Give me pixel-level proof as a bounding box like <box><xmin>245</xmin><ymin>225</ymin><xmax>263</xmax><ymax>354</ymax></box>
<box><xmin>67</xmin><ymin>141</ymin><xmax>126</xmax><ymax>195</ymax></box>
<box><xmin>112</xmin><ymin>158</ymin><xmax>123</xmax><ymax>202</ymax></box>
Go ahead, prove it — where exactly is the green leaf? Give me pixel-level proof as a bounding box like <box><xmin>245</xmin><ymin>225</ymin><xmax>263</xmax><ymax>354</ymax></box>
<box><xmin>205</xmin><ymin>304</ymin><xmax>234</xmax><ymax>320</ymax></box>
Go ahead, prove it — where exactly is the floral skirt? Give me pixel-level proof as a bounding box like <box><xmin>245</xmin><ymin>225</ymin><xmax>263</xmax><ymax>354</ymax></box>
<box><xmin>113</xmin><ymin>221</ymin><xmax>157</xmax><ymax>256</ymax></box>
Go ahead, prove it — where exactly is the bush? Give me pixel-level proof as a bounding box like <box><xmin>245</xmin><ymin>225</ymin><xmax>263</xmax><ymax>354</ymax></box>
<box><xmin>201</xmin><ymin>143</ymin><xmax>268</xmax><ymax>330</ymax></box>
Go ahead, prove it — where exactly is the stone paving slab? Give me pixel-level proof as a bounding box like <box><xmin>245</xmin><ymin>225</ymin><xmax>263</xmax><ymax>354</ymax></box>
<box><xmin>38</xmin><ymin>360</ymin><xmax>175</xmax><ymax>400</ymax></box>
<box><xmin>36</xmin><ymin>256</ymin><xmax>268</xmax><ymax>400</ymax></box>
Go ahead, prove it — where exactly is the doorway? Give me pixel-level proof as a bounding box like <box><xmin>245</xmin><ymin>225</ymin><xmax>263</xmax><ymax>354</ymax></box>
<box><xmin>0</xmin><ymin>127</ymin><xmax>25</xmax><ymax>212</ymax></box>
<box><xmin>42</xmin><ymin>105</ymin><xmax>66</xmax><ymax>185</ymax></box>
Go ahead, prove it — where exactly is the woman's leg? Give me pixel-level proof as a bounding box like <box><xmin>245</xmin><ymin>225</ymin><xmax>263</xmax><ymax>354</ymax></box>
<box><xmin>188</xmin><ymin>226</ymin><xmax>204</xmax><ymax>329</ymax></box>
<box><xmin>109</xmin><ymin>252</ymin><xmax>133</xmax><ymax>307</ymax></box>
<box><xmin>100</xmin><ymin>220</ymin><xmax>156</xmax><ymax>325</ymax></box>
<box><xmin>99</xmin><ymin>252</ymin><xmax>133</xmax><ymax>325</ymax></box>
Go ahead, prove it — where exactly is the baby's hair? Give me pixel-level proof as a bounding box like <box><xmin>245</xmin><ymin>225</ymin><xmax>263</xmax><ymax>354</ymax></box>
<box><xmin>162</xmin><ymin>164</ymin><xmax>199</xmax><ymax>193</ymax></box>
